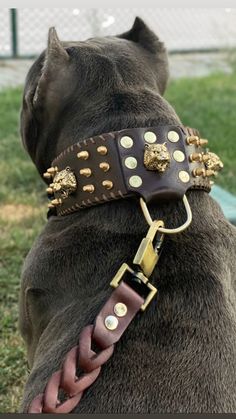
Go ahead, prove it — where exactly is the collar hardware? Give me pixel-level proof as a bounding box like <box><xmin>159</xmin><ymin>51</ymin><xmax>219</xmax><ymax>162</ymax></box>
<box><xmin>43</xmin><ymin>125</ymin><xmax>223</xmax><ymax>216</ymax></box>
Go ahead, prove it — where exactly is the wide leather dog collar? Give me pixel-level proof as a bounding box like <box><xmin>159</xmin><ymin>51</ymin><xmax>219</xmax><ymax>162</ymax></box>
<box><xmin>43</xmin><ymin>125</ymin><xmax>223</xmax><ymax>216</ymax></box>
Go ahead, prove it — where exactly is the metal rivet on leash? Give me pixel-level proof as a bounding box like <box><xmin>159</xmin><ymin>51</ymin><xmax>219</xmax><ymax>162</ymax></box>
<box><xmin>105</xmin><ymin>315</ymin><xmax>119</xmax><ymax>330</ymax></box>
<box><xmin>114</xmin><ymin>303</ymin><xmax>127</xmax><ymax>317</ymax></box>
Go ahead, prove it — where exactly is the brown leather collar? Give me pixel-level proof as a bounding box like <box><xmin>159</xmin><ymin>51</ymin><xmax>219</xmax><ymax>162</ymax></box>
<box><xmin>43</xmin><ymin>125</ymin><xmax>223</xmax><ymax>216</ymax></box>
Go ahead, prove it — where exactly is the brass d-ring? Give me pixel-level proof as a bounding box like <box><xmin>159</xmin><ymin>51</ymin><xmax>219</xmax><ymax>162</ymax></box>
<box><xmin>140</xmin><ymin>195</ymin><xmax>192</xmax><ymax>234</ymax></box>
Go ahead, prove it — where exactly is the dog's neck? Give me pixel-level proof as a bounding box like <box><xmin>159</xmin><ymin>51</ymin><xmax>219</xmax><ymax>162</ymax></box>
<box><xmin>38</xmin><ymin>89</ymin><xmax>181</xmax><ymax>175</ymax></box>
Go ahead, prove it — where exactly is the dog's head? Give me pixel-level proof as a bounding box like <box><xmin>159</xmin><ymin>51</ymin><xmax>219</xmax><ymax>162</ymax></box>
<box><xmin>21</xmin><ymin>17</ymin><xmax>178</xmax><ymax>177</ymax></box>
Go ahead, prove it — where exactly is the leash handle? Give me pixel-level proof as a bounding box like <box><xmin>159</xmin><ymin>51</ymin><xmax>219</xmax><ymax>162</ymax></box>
<box><xmin>28</xmin><ymin>282</ymin><xmax>144</xmax><ymax>413</ymax></box>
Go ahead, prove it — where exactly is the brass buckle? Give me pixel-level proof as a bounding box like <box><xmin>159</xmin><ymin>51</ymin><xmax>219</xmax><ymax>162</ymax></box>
<box><xmin>110</xmin><ymin>263</ymin><xmax>157</xmax><ymax>311</ymax></box>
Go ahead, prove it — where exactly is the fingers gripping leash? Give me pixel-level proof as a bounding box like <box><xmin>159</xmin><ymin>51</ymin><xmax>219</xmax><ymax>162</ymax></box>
<box><xmin>28</xmin><ymin>197</ymin><xmax>192</xmax><ymax>413</ymax></box>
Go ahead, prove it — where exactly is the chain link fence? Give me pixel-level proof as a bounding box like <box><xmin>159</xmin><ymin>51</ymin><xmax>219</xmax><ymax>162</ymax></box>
<box><xmin>1</xmin><ymin>8</ymin><xmax>236</xmax><ymax>58</ymax></box>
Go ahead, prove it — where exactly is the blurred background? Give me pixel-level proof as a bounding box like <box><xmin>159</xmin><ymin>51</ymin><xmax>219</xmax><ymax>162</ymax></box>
<box><xmin>1</xmin><ymin>8</ymin><xmax>236</xmax><ymax>85</ymax></box>
<box><xmin>0</xmin><ymin>7</ymin><xmax>236</xmax><ymax>413</ymax></box>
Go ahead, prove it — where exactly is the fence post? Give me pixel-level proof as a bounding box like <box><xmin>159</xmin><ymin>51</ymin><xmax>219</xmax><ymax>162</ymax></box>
<box><xmin>10</xmin><ymin>8</ymin><xmax>18</xmax><ymax>58</ymax></box>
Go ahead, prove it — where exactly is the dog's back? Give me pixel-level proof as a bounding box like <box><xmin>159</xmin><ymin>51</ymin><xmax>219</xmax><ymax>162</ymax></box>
<box><xmin>19</xmin><ymin>18</ymin><xmax>236</xmax><ymax>413</ymax></box>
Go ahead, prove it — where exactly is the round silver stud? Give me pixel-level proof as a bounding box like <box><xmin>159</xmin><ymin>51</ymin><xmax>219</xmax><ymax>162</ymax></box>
<box><xmin>179</xmin><ymin>170</ymin><xmax>190</xmax><ymax>183</ymax></box>
<box><xmin>120</xmin><ymin>136</ymin><xmax>133</xmax><ymax>149</ymax></box>
<box><xmin>114</xmin><ymin>302</ymin><xmax>127</xmax><ymax>317</ymax></box>
<box><xmin>124</xmin><ymin>157</ymin><xmax>138</xmax><ymax>169</ymax></box>
<box><xmin>104</xmin><ymin>315</ymin><xmax>119</xmax><ymax>331</ymax></box>
<box><xmin>144</xmin><ymin>131</ymin><xmax>157</xmax><ymax>144</ymax></box>
<box><xmin>173</xmin><ymin>150</ymin><xmax>185</xmax><ymax>162</ymax></box>
<box><xmin>129</xmin><ymin>175</ymin><xmax>142</xmax><ymax>188</ymax></box>
<box><xmin>168</xmin><ymin>130</ymin><xmax>180</xmax><ymax>143</ymax></box>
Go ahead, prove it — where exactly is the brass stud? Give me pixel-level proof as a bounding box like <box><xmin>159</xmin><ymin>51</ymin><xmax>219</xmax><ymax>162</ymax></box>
<box><xmin>79</xmin><ymin>168</ymin><xmax>92</xmax><ymax>177</ymax></box>
<box><xmin>46</xmin><ymin>187</ymin><xmax>54</xmax><ymax>194</ymax></box>
<box><xmin>168</xmin><ymin>130</ymin><xmax>180</xmax><ymax>143</ymax></box>
<box><xmin>114</xmin><ymin>302</ymin><xmax>127</xmax><ymax>317</ymax></box>
<box><xmin>129</xmin><ymin>175</ymin><xmax>142</xmax><ymax>188</ymax></box>
<box><xmin>99</xmin><ymin>162</ymin><xmax>110</xmax><ymax>172</ymax></box>
<box><xmin>77</xmin><ymin>151</ymin><xmax>89</xmax><ymax>160</ymax></box>
<box><xmin>120</xmin><ymin>136</ymin><xmax>133</xmax><ymax>149</ymax></box>
<box><xmin>193</xmin><ymin>168</ymin><xmax>206</xmax><ymax>177</ymax></box>
<box><xmin>104</xmin><ymin>315</ymin><xmax>119</xmax><ymax>331</ymax></box>
<box><xmin>144</xmin><ymin>131</ymin><xmax>157</xmax><ymax>144</ymax></box>
<box><xmin>173</xmin><ymin>150</ymin><xmax>185</xmax><ymax>162</ymax></box>
<box><xmin>83</xmin><ymin>184</ymin><xmax>95</xmax><ymax>193</ymax></box>
<box><xmin>102</xmin><ymin>180</ymin><xmax>113</xmax><ymax>190</ymax></box>
<box><xmin>124</xmin><ymin>156</ymin><xmax>138</xmax><ymax>169</ymax></box>
<box><xmin>97</xmin><ymin>146</ymin><xmax>107</xmax><ymax>155</ymax></box>
<box><xmin>179</xmin><ymin>170</ymin><xmax>190</xmax><ymax>183</ymax></box>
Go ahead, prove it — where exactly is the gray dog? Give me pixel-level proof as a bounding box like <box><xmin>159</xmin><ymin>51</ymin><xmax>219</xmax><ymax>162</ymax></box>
<box><xmin>19</xmin><ymin>18</ymin><xmax>236</xmax><ymax>413</ymax></box>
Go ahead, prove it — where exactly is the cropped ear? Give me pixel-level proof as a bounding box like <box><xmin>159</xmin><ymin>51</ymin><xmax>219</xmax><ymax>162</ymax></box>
<box><xmin>33</xmin><ymin>27</ymin><xmax>69</xmax><ymax>107</ymax></box>
<box><xmin>119</xmin><ymin>17</ymin><xmax>165</xmax><ymax>54</ymax></box>
<box><xmin>20</xmin><ymin>27</ymin><xmax>70</xmax><ymax>169</ymax></box>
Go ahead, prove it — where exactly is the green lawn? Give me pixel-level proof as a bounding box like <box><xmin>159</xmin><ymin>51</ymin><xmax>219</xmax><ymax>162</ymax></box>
<box><xmin>0</xmin><ymin>71</ymin><xmax>236</xmax><ymax>413</ymax></box>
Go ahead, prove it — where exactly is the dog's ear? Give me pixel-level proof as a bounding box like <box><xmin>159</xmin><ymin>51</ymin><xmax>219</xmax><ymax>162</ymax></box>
<box><xmin>33</xmin><ymin>27</ymin><xmax>69</xmax><ymax>108</ymax></box>
<box><xmin>119</xmin><ymin>17</ymin><xmax>164</xmax><ymax>54</ymax></box>
<box><xmin>119</xmin><ymin>17</ymin><xmax>169</xmax><ymax>95</ymax></box>
<box><xmin>21</xmin><ymin>28</ymin><xmax>71</xmax><ymax>167</ymax></box>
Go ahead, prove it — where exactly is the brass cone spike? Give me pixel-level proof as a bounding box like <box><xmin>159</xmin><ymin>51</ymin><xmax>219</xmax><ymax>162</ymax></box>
<box><xmin>80</xmin><ymin>168</ymin><xmax>92</xmax><ymax>177</ymax></box>
<box><xmin>193</xmin><ymin>168</ymin><xmax>206</xmax><ymax>177</ymax></box>
<box><xmin>47</xmin><ymin>166</ymin><xmax>58</xmax><ymax>174</ymax></box>
<box><xmin>49</xmin><ymin>183</ymin><xmax>55</xmax><ymax>188</ymax></box>
<box><xmin>77</xmin><ymin>151</ymin><xmax>89</xmax><ymax>160</ymax></box>
<box><xmin>187</xmin><ymin>135</ymin><xmax>199</xmax><ymax>145</ymax></box>
<box><xmin>83</xmin><ymin>184</ymin><xmax>95</xmax><ymax>193</ymax></box>
<box><xmin>189</xmin><ymin>153</ymin><xmax>202</xmax><ymax>162</ymax></box>
<box><xmin>199</xmin><ymin>139</ymin><xmax>208</xmax><ymax>147</ymax></box>
<box><xmin>97</xmin><ymin>146</ymin><xmax>107</xmax><ymax>155</ymax></box>
<box><xmin>43</xmin><ymin>172</ymin><xmax>52</xmax><ymax>179</ymax></box>
<box><xmin>210</xmin><ymin>180</ymin><xmax>215</xmax><ymax>186</ymax></box>
<box><xmin>46</xmin><ymin>187</ymin><xmax>54</xmax><ymax>194</ymax></box>
<box><xmin>48</xmin><ymin>203</ymin><xmax>55</xmax><ymax>209</ymax></box>
<box><xmin>187</xmin><ymin>136</ymin><xmax>208</xmax><ymax>147</ymax></box>
<box><xmin>99</xmin><ymin>162</ymin><xmax>110</xmax><ymax>172</ymax></box>
<box><xmin>102</xmin><ymin>180</ymin><xmax>113</xmax><ymax>190</ymax></box>
<box><xmin>51</xmin><ymin>198</ymin><xmax>62</xmax><ymax>206</ymax></box>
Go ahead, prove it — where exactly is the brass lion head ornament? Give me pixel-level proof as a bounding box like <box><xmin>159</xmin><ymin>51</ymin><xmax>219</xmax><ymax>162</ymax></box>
<box><xmin>143</xmin><ymin>142</ymin><xmax>170</xmax><ymax>172</ymax></box>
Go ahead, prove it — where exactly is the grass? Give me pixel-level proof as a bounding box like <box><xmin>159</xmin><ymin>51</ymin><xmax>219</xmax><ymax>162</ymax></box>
<box><xmin>0</xmin><ymin>71</ymin><xmax>236</xmax><ymax>413</ymax></box>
